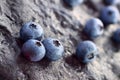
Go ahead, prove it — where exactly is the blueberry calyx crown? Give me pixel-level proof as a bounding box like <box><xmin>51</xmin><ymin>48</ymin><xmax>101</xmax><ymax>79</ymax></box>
<box><xmin>87</xmin><ymin>53</ymin><xmax>94</xmax><ymax>59</ymax></box>
<box><xmin>53</xmin><ymin>40</ymin><xmax>61</xmax><ymax>47</ymax></box>
<box><xmin>108</xmin><ymin>11</ymin><xmax>113</xmax><ymax>16</ymax></box>
<box><xmin>30</xmin><ymin>23</ymin><xmax>37</xmax><ymax>29</ymax></box>
<box><xmin>36</xmin><ymin>41</ymin><xmax>42</xmax><ymax>46</ymax></box>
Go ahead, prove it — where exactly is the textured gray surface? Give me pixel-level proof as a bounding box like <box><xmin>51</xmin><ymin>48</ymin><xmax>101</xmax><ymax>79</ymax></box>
<box><xmin>0</xmin><ymin>0</ymin><xmax>120</xmax><ymax>80</ymax></box>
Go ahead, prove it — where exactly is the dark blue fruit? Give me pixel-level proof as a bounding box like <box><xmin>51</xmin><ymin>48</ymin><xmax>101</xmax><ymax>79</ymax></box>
<box><xmin>76</xmin><ymin>41</ymin><xmax>97</xmax><ymax>63</ymax></box>
<box><xmin>100</xmin><ymin>6</ymin><xmax>119</xmax><ymax>25</ymax></box>
<box><xmin>20</xmin><ymin>22</ymin><xmax>44</xmax><ymax>41</ymax></box>
<box><xmin>83</xmin><ymin>18</ymin><xmax>104</xmax><ymax>39</ymax></box>
<box><xmin>42</xmin><ymin>38</ymin><xmax>64</xmax><ymax>61</ymax></box>
<box><xmin>22</xmin><ymin>39</ymin><xmax>46</xmax><ymax>61</ymax></box>
<box><xmin>63</xmin><ymin>0</ymin><xmax>84</xmax><ymax>7</ymax></box>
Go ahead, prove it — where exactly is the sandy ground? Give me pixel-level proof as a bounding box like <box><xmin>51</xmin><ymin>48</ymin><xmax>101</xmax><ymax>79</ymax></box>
<box><xmin>0</xmin><ymin>0</ymin><xmax>120</xmax><ymax>80</ymax></box>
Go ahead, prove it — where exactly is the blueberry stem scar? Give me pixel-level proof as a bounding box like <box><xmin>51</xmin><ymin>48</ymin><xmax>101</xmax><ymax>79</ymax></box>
<box><xmin>30</xmin><ymin>24</ymin><xmax>37</xmax><ymax>29</ymax></box>
<box><xmin>108</xmin><ymin>11</ymin><xmax>113</xmax><ymax>16</ymax></box>
<box><xmin>53</xmin><ymin>40</ymin><xmax>60</xmax><ymax>47</ymax></box>
<box><xmin>36</xmin><ymin>41</ymin><xmax>41</xmax><ymax>46</ymax></box>
<box><xmin>87</xmin><ymin>53</ymin><xmax>94</xmax><ymax>59</ymax></box>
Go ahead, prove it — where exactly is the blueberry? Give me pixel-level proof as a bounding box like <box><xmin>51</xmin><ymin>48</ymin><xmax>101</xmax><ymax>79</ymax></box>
<box><xmin>100</xmin><ymin>6</ymin><xmax>120</xmax><ymax>25</ymax></box>
<box><xmin>76</xmin><ymin>41</ymin><xmax>97</xmax><ymax>63</ymax></box>
<box><xmin>42</xmin><ymin>38</ymin><xmax>64</xmax><ymax>61</ymax></box>
<box><xmin>112</xmin><ymin>28</ymin><xmax>120</xmax><ymax>43</ymax></box>
<box><xmin>83</xmin><ymin>18</ymin><xmax>104</xmax><ymax>39</ymax></box>
<box><xmin>63</xmin><ymin>0</ymin><xmax>84</xmax><ymax>7</ymax></box>
<box><xmin>22</xmin><ymin>39</ymin><xmax>46</xmax><ymax>61</ymax></box>
<box><xmin>104</xmin><ymin>0</ymin><xmax>120</xmax><ymax>5</ymax></box>
<box><xmin>20</xmin><ymin>22</ymin><xmax>44</xmax><ymax>41</ymax></box>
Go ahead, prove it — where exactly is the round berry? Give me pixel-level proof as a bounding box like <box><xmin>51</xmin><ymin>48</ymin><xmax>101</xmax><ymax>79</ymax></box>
<box><xmin>42</xmin><ymin>38</ymin><xmax>64</xmax><ymax>61</ymax></box>
<box><xmin>76</xmin><ymin>41</ymin><xmax>97</xmax><ymax>63</ymax></box>
<box><xmin>100</xmin><ymin>6</ymin><xmax>120</xmax><ymax>25</ymax></box>
<box><xmin>20</xmin><ymin>22</ymin><xmax>44</xmax><ymax>41</ymax></box>
<box><xmin>22</xmin><ymin>39</ymin><xmax>46</xmax><ymax>61</ymax></box>
<box><xmin>83</xmin><ymin>18</ymin><xmax>104</xmax><ymax>39</ymax></box>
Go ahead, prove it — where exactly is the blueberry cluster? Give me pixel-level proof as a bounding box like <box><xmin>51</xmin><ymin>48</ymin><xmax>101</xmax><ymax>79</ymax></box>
<box><xmin>20</xmin><ymin>22</ymin><xmax>64</xmax><ymax>62</ymax></box>
<box><xmin>19</xmin><ymin>0</ymin><xmax>120</xmax><ymax>64</ymax></box>
<box><xmin>63</xmin><ymin>0</ymin><xmax>120</xmax><ymax>63</ymax></box>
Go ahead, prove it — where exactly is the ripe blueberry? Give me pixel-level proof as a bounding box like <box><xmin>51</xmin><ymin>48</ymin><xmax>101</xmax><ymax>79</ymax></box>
<box><xmin>83</xmin><ymin>18</ymin><xmax>104</xmax><ymax>39</ymax></box>
<box><xmin>20</xmin><ymin>22</ymin><xmax>44</xmax><ymax>41</ymax></box>
<box><xmin>100</xmin><ymin>6</ymin><xmax>119</xmax><ymax>25</ymax></box>
<box><xmin>76</xmin><ymin>41</ymin><xmax>97</xmax><ymax>63</ymax></box>
<box><xmin>42</xmin><ymin>38</ymin><xmax>64</xmax><ymax>61</ymax></box>
<box><xmin>22</xmin><ymin>39</ymin><xmax>46</xmax><ymax>61</ymax></box>
<box><xmin>63</xmin><ymin>0</ymin><xmax>84</xmax><ymax>7</ymax></box>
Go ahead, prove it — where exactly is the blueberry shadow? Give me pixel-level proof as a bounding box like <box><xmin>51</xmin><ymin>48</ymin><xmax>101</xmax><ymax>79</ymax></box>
<box><xmin>80</xmin><ymin>31</ymin><xmax>94</xmax><ymax>41</ymax></box>
<box><xmin>84</xmin><ymin>0</ymin><xmax>99</xmax><ymax>12</ymax></box>
<box><xmin>103</xmin><ymin>24</ymin><xmax>110</xmax><ymax>30</ymax></box>
<box><xmin>101</xmin><ymin>22</ymin><xmax>112</xmax><ymax>30</ymax></box>
<box><xmin>15</xmin><ymin>37</ymin><xmax>24</xmax><ymax>49</ymax></box>
<box><xmin>38</xmin><ymin>57</ymin><xmax>51</xmax><ymax>68</ymax></box>
<box><xmin>61</xmin><ymin>0</ymin><xmax>74</xmax><ymax>10</ymax></box>
<box><xmin>110</xmin><ymin>36</ymin><xmax>120</xmax><ymax>52</ymax></box>
<box><xmin>98</xmin><ymin>16</ymin><xmax>112</xmax><ymax>29</ymax></box>
<box><xmin>0</xmin><ymin>75</ymin><xmax>6</xmax><ymax>80</ymax></box>
<box><xmin>16</xmin><ymin>52</ymin><xmax>51</xmax><ymax>69</ymax></box>
<box><xmin>65</xmin><ymin>54</ymin><xmax>88</xmax><ymax>72</ymax></box>
<box><xmin>102</xmin><ymin>0</ymin><xmax>111</xmax><ymax>6</ymax></box>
